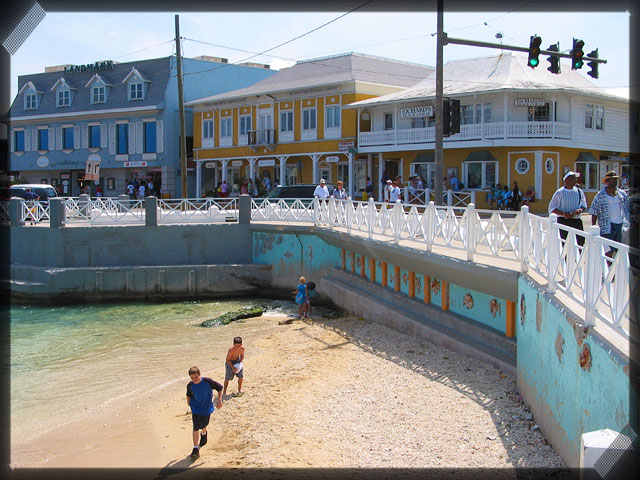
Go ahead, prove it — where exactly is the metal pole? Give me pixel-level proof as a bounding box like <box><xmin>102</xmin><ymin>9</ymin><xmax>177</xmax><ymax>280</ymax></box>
<box><xmin>175</xmin><ymin>14</ymin><xmax>188</xmax><ymax>199</ymax></box>
<box><xmin>434</xmin><ymin>0</ymin><xmax>444</xmax><ymax>206</ymax></box>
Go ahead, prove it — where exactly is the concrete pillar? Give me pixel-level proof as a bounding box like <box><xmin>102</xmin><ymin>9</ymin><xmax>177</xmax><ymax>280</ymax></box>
<box><xmin>10</xmin><ymin>197</ymin><xmax>24</xmax><ymax>226</ymax></box>
<box><xmin>222</xmin><ymin>159</ymin><xmax>229</xmax><ymax>182</ymax></box>
<box><xmin>239</xmin><ymin>194</ymin><xmax>251</xmax><ymax>225</ymax></box>
<box><xmin>312</xmin><ymin>154</ymin><xmax>319</xmax><ymax>184</ymax></box>
<box><xmin>196</xmin><ymin>161</ymin><xmax>202</xmax><ymax>199</ymax></box>
<box><xmin>249</xmin><ymin>158</ymin><xmax>256</xmax><ymax>187</ymax></box>
<box><xmin>145</xmin><ymin>196</ymin><xmax>158</xmax><ymax>227</ymax></box>
<box><xmin>279</xmin><ymin>156</ymin><xmax>287</xmax><ymax>186</ymax></box>
<box><xmin>49</xmin><ymin>197</ymin><xmax>66</xmax><ymax>228</ymax></box>
<box><xmin>79</xmin><ymin>193</ymin><xmax>91</xmax><ymax>217</ymax></box>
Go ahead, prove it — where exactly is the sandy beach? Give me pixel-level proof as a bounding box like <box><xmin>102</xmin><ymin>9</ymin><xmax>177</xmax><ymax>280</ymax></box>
<box><xmin>11</xmin><ymin>312</ymin><xmax>566</xmax><ymax>472</ymax></box>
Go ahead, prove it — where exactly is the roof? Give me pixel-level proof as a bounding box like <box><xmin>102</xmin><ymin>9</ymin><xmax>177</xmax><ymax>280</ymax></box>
<box><xmin>186</xmin><ymin>52</ymin><xmax>434</xmax><ymax>106</ymax></box>
<box><xmin>349</xmin><ymin>52</ymin><xmax>626</xmax><ymax>107</ymax></box>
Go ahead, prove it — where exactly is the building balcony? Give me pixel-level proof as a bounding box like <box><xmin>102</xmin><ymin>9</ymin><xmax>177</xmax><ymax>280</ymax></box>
<box><xmin>358</xmin><ymin>121</ymin><xmax>571</xmax><ymax>147</ymax></box>
<box><xmin>248</xmin><ymin>129</ymin><xmax>277</xmax><ymax>151</ymax></box>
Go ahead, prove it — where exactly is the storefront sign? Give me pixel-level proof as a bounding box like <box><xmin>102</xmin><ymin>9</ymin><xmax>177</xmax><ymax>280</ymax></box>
<box><xmin>124</xmin><ymin>161</ymin><xmax>147</xmax><ymax>168</ymax></box>
<box><xmin>36</xmin><ymin>156</ymin><xmax>49</xmax><ymax>168</ymax></box>
<box><xmin>325</xmin><ymin>156</ymin><xmax>340</xmax><ymax>163</ymax></box>
<box><xmin>514</xmin><ymin>98</ymin><xmax>546</xmax><ymax>107</ymax></box>
<box><xmin>205</xmin><ymin>162</ymin><xmax>217</xmax><ymax>169</ymax></box>
<box><xmin>338</xmin><ymin>141</ymin><xmax>355</xmax><ymax>152</ymax></box>
<box><xmin>85</xmin><ymin>156</ymin><xmax>101</xmax><ymax>180</ymax></box>
<box><xmin>258</xmin><ymin>159</ymin><xmax>276</xmax><ymax>166</ymax></box>
<box><xmin>607</xmin><ymin>156</ymin><xmax>628</xmax><ymax>161</ymax></box>
<box><xmin>60</xmin><ymin>173</ymin><xmax>70</xmax><ymax>179</ymax></box>
<box><xmin>400</xmin><ymin>106</ymin><xmax>433</xmax><ymax>119</ymax></box>
<box><xmin>64</xmin><ymin>61</ymin><xmax>115</xmax><ymax>74</ymax></box>
<box><xmin>231</xmin><ymin>160</ymin><xmax>244</xmax><ymax>167</ymax></box>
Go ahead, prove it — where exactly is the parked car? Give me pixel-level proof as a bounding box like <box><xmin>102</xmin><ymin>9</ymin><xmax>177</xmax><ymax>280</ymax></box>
<box><xmin>265</xmin><ymin>184</ymin><xmax>335</xmax><ymax>199</ymax></box>
<box><xmin>9</xmin><ymin>184</ymin><xmax>59</xmax><ymax>201</ymax></box>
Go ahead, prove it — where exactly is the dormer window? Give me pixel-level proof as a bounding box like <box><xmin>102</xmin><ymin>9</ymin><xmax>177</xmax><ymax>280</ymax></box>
<box><xmin>25</xmin><ymin>94</ymin><xmax>37</xmax><ymax>109</ymax></box>
<box><xmin>57</xmin><ymin>90</ymin><xmax>70</xmax><ymax>107</ymax></box>
<box><xmin>93</xmin><ymin>86</ymin><xmax>105</xmax><ymax>104</ymax></box>
<box><xmin>129</xmin><ymin>83</ymin><xmax>143</xmax><ymax>100</ymax></box>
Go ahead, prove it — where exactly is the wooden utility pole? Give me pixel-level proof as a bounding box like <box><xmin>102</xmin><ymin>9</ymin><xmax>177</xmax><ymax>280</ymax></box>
<box><xmin>175</xmin><ymin>14</ymin><xmax>188</xmax><ymax>198</ymax></box>
<box><xmin>434</xmin><ymin>0</ymin><xmax>444</xmax><ymax>206</ymax></box>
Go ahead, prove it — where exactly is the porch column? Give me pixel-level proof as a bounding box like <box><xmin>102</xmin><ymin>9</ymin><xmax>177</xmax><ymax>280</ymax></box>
<box><xmin>367</xmin><ymin>154</ymin><xmax>372</xmax><ymax>191</ymax></box>
<box><xmin>221</xmin><ymin>159</ymin><xmax>229</xmax><ymax>182</ymax></box>
<box><xmin>503</xmin><ymin>94</ymin><xmax>508</xmax><ymax>140</ymax></box>
<box><xmin>196</xmin><ymin>160</ymin><xmax>202</xmax><ymax>199</ymax></box>
<box><xmin>312</xmin><ymin>154</ymin><xmax>320</xmax><ymax>184</ymax></box>
<box><xmin>348</xmin><ymin>152</ymin><xmax>354</xmax><ymax>198</ymax></box>
<box><xmin>278</xmin><ymin>156</ymin><xmax>287</xmax><ymax>186</ymax></box>
<box><xmin>249</xmin><ymin>157</ymin><xmax>256</xmax><ymax>184</ymax></box>
<box><xmin>552</xmin><ymin>93</ymin><xmax>556</xmax><ymax>138</ymax></box>
<box><xmin>378</xmin><ymin>153</ymin><xmax>384</xmax><ymax>202</ymax></box>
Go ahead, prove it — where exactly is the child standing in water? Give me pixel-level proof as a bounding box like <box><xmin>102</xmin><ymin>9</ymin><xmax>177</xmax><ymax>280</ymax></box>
<box><xmin>303</xmin><ymin>280</ymin><xmax>317</xmax><ymax>318</ymax></box>
<box><xmin>223</xmin><ymin>337</ymin><xmax>245</xmax><ymax>398</ymax></box>
<box><xmin>293</xmin><ymin>276</ymin><xmax>307</xmax><ymax>318</ymax></box>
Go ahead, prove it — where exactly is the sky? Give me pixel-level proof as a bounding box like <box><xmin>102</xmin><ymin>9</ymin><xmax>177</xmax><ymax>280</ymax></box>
<box><xmin>9</xmin><ymin>8</ymin><xmax>631</xmax><ymax>102</ymax></box>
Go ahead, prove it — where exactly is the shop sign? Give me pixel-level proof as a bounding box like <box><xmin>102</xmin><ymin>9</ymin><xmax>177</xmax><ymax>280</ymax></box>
<box><xmin>205</xmin><ymin>162</ymin><xmax>217</xmax><ymax>169</ymax></box>
<box><xmin>325</xmin><ymin>156</ymin><xmax>340</xmax><ymax>163</ymax></box>
<box><xmin>400</xmin><ymin>106</ymin><xmax>433</xmax><ymax>119</ymax></box>
<box><xmin>64</xmin><ymin>61</ymin><xmax>115</xmax><ymax>74</ymax></box>
<box><xmin>85</xmin><ymin>156</ymin><xmax>101</xmax><ymax>180</ymax></box>
<box><xmin>60</xmin><ymin>173</ymin><xmax>70</xmax><ymax>179</ymax></box>
<box><xmin>514</xmin><ymin>98</ymin><xmax>546</xmax><ymax>107</ymax></box>
<box><xmin>124</xmin><ymin>161</ymin><xmax>147</xmax><ymax>168</ymax></box>
<box><xmin>258</xmin><ymin>159</ymin><xmax>276</xmax><ymax>166</ymax></box>
<box><xmin>607</xmin><ymin>156</ymin><xmax>628</xmax><ymax>161</ymax></box>
<box><xmin>36</xmin><ymin>156</ymin><xmax>49</xmax><ymax>168</ymax></box>
<box><xmin>338</xmin><ymin>141</ymin><xmax>355</xmax><ymax>152</ymax></box>
<box><xmin>231</xmin><ymin>160</ymin><xmax>244</xmax><ymax>167</ymax></box>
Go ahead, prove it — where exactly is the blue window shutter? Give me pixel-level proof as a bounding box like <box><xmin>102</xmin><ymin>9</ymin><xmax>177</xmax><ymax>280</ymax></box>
<box><xmin>24</xmin><ymin>130</ymin><xmax>30</xmax><ymax>152</ymax></box>
<box><xmin>108</xmin><ymin>124</ymin><xmax>115</xmax><ymax>154</ymax></box>
<box><xmin>56</xmin><ymin>127</ymin><xmax>62</xmax><ymax>150</ymax></box>
<box><xmin>74</xmin><ymin>127</ymin><xmax>80</xmax><ymax>150</ymax></box>
<box><xmin>100</xmin><ymin>124</ymin><xmax>107</xmax><ymax>148</ymax></box>
<box><xmin>156</xmin><ymin>120</ymin><xmax>163</xmax><ymax>153</ymax></box>
<box><xmin>136</xmin><ymin>122</ymin><xmax>143</xmax><ymax>154</ymax></box>
<box><xmin>31</xmin><ymin>130</ymin><xmax>37</xmax><ymax>151</ymax></box>
<box><xmin>9</xmin><ymin>131</ymin><xmax>14</xmax><ymax>152</ymax></box>
<box><xmin>82</xmin><ymin>125</ymin><xmax>88</xmax><ymax>149</ymax></box>
<box><xmin>128</xmin><ymin>123</ymin><xmax>135</xmax><ymax>153</ymax></box>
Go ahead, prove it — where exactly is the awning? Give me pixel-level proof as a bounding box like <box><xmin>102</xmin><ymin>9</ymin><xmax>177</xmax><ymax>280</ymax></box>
<box><xmin>464</xmin><ymin>150</ymin><xmax>497</xmax><ymax>162</ymax></box>
<box><xmin>413</xmin><ymin>152</ymin><xmax>434</xmax><ymax>163</ymax></box>
<box><xmin>576</xmin><ymin>152</ymin><xmax>598</xmax><ymax>163</ymax></box>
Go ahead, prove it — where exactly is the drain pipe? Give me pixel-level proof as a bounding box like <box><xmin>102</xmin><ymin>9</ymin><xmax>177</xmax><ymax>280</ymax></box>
<box><xmin>294</xmin><ymin>233</ymin><xmax>304</xmax><ymax>278</ymax></box>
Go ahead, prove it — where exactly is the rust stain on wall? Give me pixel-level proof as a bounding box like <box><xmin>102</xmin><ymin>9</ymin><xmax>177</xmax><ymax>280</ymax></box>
<box><xmin>536</xmin><ymin>296</ymin><xmax>542</xmax><ymax>332</ymax></box>
<box><xmin>307</xmin><ymin>245</ymin><xmax>314</xmax><ymax>262</ymax></box>
<box><xmin>284</xmin><ymin>251</ymin><xmax>293</xmax><ymax>258</ymax></box>
<box><xmin>402</xmin><ymin>272</ymin><xmax>408</xmax><ymax>285</ymax></box>
<box><xmin>555</xmin><ymin>332</ymin><xmax>564</xmax><ymax>363</ymax></box>
<box><xmin>416</xmin><ymin>276</ymin><xmax>422</xmax><ymax>294</ymax></box>
<box><xmin>520</xmin><ymin>293</ymin><xmax>526</xmax><ymax>326</ymax></box>
<box><xmin>431</xmin><ymin>278</ymin><xmax>440</xmax><ymax>295</ymax></box>
<box><xmin>579</xmin><ymin>343</ymin><xmax>592</xmax><ymax>372</ymax></box>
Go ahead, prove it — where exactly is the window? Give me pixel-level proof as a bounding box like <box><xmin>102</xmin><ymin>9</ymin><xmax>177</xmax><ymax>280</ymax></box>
<box><xmin>240</xmin><ymin>115</ymin><xmax>253</xmax><ymax>135</ymax></box>
<box><xmin>475</xmin><ymin>104</ymin><xmax>482</xmax><ymax>124</ymax></box>
<box><xmin>483</xmin><ymin>103</ymin><xmax>492</xmax><ymax>123</ymax></box>
<box><xmin>220</xmin><ymin>117</ymin><xmax>232</xmax><ymax>138</ymax></box>
<box><xmin>528</xmin><ymin>104</ymin><xmax>550</xmax><ymax>122</ymax></box>
<box><xmin>63</xmin><ymin>127</ymin><xmax>74</xmax><ymax>149</ymax></box>
<box><xmin>117</xmin><ymin>123</ymin><xmax>128</xmax><ymax>154</ymax></box>
<box><xmin>203</xmin><ymin>119</ymin><xmax>214</xmax><ymax>140</ymax></box>
<box><xmin>279</xmin><ymin>111</ymin><xmax>293</xmax><ymax>132</ymax></box>
<box><xmin>411</xmin><ymin>162</ymin><xmax>433</xmax><ymax>189</ymax></box>
<box><xmin>144</xmin><ymin>122</ymin><xmax>156</xmax><ymax>153</ymax></box>
<box><xmin>585</xmin><ymin>104</ymin><xmax>593</xmax><ymax>129</ymax></box>
<box><xmin>90</xmin><ymin>125</ymin><xmax>101</xmax><ymax>148</ymax></box>
<box><xmin>326</xmin><ymin>105</ymin><xmax>341</xmax><ymax>128</ymax></box>
<box><xmin>14</xmin><ymin>131</ymin><xmax>25</xmax><ymax>152</ymax></box>
<box><xmin>411</xmin><ymin>117</ymin><xmax>426</xmax><ymax>128</ymax></box>
<box><xmin>514</xmin><ymin>158</ymin><xmax>530</xmax><ymax>175</ymax></box>
<box><xmin>129</xmin><ymin>83</ymin><xmax>143</xmax><ymax>100</ymax></box>
<box><xmin>302</xmin><ymin>108</ymin><xmax>316</xmax><ymax>130</ymax></box>
<box><xmin>92</xmin><ymin>86</ymin><xmax>105</xmax><ymax>104</ymax></box>
<box><xmin>38</xmin><ymin>129</ymin><xmax>49</xmax><ymax>151</ymax></box>
<box><xmin>25</xmin><ymin>94</ymin><xmax>37</xmax><ymax>109</ymax></box>
<box><xmin>595</xmin><ymin>105</ymin><xmax>604</xmax><ymax>130</ymax></box>
<box><xmin>545</xmin><ymin>158</ymin><xmax>554</xmax><ymax>174</ymax></box>
<box><xmin>575</xmin><ymin>161</ymin><xmax>599</xmax><ymax>190</ymax></box>
<box><xmin>461</xmin><ymin>105</ymin><xmax>474</xmax><ymax>125</ymax></box>
<box><xmin>464</xmin><ymin>161</ymin><xmax>497</xmax><ymax>189</ymax></box>
<box><xmin>384</xmin><ymin>113</ymin><xmax>393</xmax><ymax>130</ymax></box>
<box><xmin>337</xmin><ymin>164</ymin><xmax>350</xmax><ymax>191</ymax></box>
<box><xmin>57</xmin><ymin>90</ymin><xmax>70</xmax><ymax>107</ymax></box>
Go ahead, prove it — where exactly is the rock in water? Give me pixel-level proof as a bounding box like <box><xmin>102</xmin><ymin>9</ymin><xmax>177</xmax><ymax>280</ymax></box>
<box><xmin>200</xmin><ymin>305</ymin><xmax>267</xmax><ymax>327</ymax></box>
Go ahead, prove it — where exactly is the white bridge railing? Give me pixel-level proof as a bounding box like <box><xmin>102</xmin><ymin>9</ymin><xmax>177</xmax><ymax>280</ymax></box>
<box><xmin>157</xmin><ymin>198</ymin><xmax>238</xmax><ymax>223</ymax></box>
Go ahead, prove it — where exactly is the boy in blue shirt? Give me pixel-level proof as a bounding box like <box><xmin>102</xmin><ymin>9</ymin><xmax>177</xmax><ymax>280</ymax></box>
<box><xmin>186</xmin><ymin>366</ymin><xmax>223</xmax><ymax>459</ymax></box>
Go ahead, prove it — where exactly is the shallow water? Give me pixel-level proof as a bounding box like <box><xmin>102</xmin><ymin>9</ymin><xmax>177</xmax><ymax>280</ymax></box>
<box><xmin>10</xmin><ymin>299</ymin><xmax>297</xmax><ymax>444</ymax></box>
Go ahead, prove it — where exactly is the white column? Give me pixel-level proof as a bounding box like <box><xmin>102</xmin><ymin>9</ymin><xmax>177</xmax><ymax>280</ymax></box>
<box><xmin>552</xmin><ymin>93</ymin><xmax>556</xmax><ymax>138</ymax></box>
<box><xmin>503</xmin><ymin>94</ymin><xmax>508</xmax><ymax>140</ymax></box>
<box><xmin>312</xmin><ymin>154</ymin><xmax>320</xmax><ymax>184</ymax></box>
<box><xmin>222</xmin><ymin>159</ymin><xmax>229</xmax><ymax>182</ymax></box>
<box><xmin>367</xmin><ymin>154</ymin><xmax>372</xmax><ymax>183</ymax></box>
<box><xmin>348</xmin><ymin>152</ymin><xmax>354</xmax><ymax>198</ymax></box>
<box><xmin>378</xmin><ymin>153</ymin><xmax>384</xmax><ymax>202</ymax></box>
<box><xmin>249</xmin><ymin>158</ymin><xmax>256</xmax><ymax>184</ymax></box>
<box><xmin>279</xmin><ymin>156</ymin><xmax>287</xmax><ymax>186</ymax></box>
<box><xmin>196</xmin><ymin>161</ymin><xmax>202</xmax><ymax>199</ymax></box>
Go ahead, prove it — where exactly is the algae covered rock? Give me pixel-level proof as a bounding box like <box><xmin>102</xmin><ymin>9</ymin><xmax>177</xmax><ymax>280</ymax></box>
<box><xmin>200</xmin><ymin>305</ymin><xmax>267</xmax><ymax>327</ymax></box>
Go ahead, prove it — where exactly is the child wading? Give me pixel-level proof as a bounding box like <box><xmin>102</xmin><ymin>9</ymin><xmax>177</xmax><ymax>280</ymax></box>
<box><xmin>186</xmin><ymin>366</ymin><xmax>223</xmax><ymax>459</ymax></box>
<box><xmin>293</xmin><ymin>276</ymin><xmax>307</xmax><ymax>318</ymax></box>
<box><xmin>223</xmin><ymin>337</ymin><xmax>245</xmax><ymax>397</ymax></box>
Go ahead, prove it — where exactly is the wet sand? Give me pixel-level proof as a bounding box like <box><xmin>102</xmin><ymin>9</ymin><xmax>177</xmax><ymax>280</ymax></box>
<box><xmin>11</xmin><ymin>313</ymin><xmax>565</xmax><ymax>472</ymax></box>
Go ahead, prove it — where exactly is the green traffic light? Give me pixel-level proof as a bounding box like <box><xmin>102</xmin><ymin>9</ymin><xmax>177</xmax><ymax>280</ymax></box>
<box><xmin>530</xmin><ymin>58</ymin><xmax>539</xmax><ymax>67</ymax></box>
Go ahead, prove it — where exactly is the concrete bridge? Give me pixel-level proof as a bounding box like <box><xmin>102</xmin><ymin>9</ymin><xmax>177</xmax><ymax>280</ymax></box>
<box><xmin>3</xmin><ymin>194</ymin><xmax>637</xmax><ymax>469</ymax></box>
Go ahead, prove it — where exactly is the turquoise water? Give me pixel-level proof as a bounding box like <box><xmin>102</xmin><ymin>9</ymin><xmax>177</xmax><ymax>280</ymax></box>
<box><xmin>10</xmin><ymin>299</ymin><xmax>295</xmax><ymax>443</ymax></box>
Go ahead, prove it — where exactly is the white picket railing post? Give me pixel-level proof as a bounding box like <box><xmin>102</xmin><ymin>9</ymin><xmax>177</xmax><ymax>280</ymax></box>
<box><xmin>328</xmin><ymin>198</ymin><xmax>335</xmax><ymax>231</ymax></box>
<box><xmin>313</xmin><ymin>197</ymin><xmax>319</xmax><ymax>226</ymax></box>
<box><xmin>518</xmin><ymin>206</ymin><xmax>530</xmax><ymax>273</ymax></box>
<box><xmin>393</xmin><ymin>199</ymin><xmax>403</xmax><ymax>244</ymax></box>
<box><xmin>470</xmin><ymin>191</ymin><xmax>476</xmax><ymax>205</ymax></box>
<box><xmin>466</xmin><ymin>203</ymin><xmax>476</xmax><ymax>261</ymax></box>
<box><xmin>447</xmin><ymin>189</ymin><xmax>453</xmax><ymax>206</ymax></box>
<box><xmin>584</xmin><ymin>225</ymin><xmax>601</xmax><ymax>327</ymax></box>
<box><xmin>346</xmin><ymin>198</ymin><xmax>353</xmax><ymax>235</ymax></box>
<box><xmin>404</xmin><ymin>187</ymin><xmax>409</xmax><ymax>204</ymax></box>
<box><xmin>368</xmin><ymin>198</ymin><xmax>375</xmax><ymax>239</ymax></box>
<box><xmin>548</xmin><ymin>214</ymin><xmax>559</xmax><ymax>293</ymax></box>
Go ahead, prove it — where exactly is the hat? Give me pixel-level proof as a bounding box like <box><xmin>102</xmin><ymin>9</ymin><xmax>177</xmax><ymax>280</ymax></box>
<box><xmin>319</xmin><ymin>179</ymin><xmax>325</xmax><ymax>184</ymax></box>
<box><xmin>563</xmin><ymin>171</ymin><xmax>580</xmax><ymax>182</ymax></box>
<box><xmin>386</xmin><ymin>179</ymin><xmax>392</xmax><ymax>184</ymax></box>
<box><xmin>602</xmin><ymin>170</ymin><xmax>620</xmax><ymax>183</ymax></box>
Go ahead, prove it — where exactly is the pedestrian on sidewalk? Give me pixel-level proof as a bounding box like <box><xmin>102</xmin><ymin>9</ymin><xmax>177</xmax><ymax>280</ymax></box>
<box><xmin>186</xmin><ymin>366</ymin><xmax>223</xmax><ymax>459</ymax></box>
<box><xmin>548</xmin><ymin>171</ymin><xmax>587</xmax><ymax>247</ymax></box>
<box><xmin>313</xmin><ymin>179</ymin><xmax>330</xmax><ymax>200</ymax></box>
<box><xmin>589</xmin><ymin>170</ymin><xmax>632</xmax><ymax>256</ymax></box>
<box><xmin>223</xmin><ymin>337</ymin><xmax>245</xmax><ymax>398</ymax></box>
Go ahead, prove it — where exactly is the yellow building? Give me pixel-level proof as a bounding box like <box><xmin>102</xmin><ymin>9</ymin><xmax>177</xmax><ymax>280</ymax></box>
<box><xmin>346</xmin><ymin>52</ymin><xmax>636</xmax><ymax>213</ymax></box>
<box><xmin>185</xmin><ymin>53</ymin><xmax>434</xmax><ymax>197</ymax></box>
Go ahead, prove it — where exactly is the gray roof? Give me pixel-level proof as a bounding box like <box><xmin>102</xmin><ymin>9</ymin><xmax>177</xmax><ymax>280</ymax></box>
<box><xmin>186</xmin><ymin>52</ymin><xmax>434</xmax><ymax>106</ymax></box>
<box><xmin>349</xmin><ymin>52</ymin><xmax>625</xmax><ymax>107</ymax></box>
<box><xmin>10</xmin><ymin>57</ymin><xmax>171</xmax><ymax>118</ymax></box>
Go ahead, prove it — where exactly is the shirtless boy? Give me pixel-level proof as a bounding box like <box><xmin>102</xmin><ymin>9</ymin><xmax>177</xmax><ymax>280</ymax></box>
<box><xmin>223</xmin><ymin>337</ymin><xmax>245</xmax><ymax>397</ymax></box>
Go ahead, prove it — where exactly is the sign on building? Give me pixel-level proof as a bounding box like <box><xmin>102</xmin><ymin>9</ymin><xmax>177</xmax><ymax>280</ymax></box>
<box><xmin>400</xmin><ymin>106</ymin><xmax>434</xmax><ymax>119</ymax></box>
<box><xmin>258</xmin><ymin>159</ymin><xmax>276</xmax><ymax>166</ymax></box>
<box><xmin>85</xmin><ymin>157</ymin><xmax>101</xmax><ymax>180</ymax></box>
<box><xmin>338</xmin><ymin>141</ymin><xmax>355</xmax><ymax>152</ymax></box>
<box><xmin>325</xmin><ymin>156</ymin><xmax>340</xmax><ymax>163</ymax></box>
<box><xmin>514</xmin><ymin>98</ymin><xmax>546</xmax><ymax>107</ymax></box>
<box><xmin>124</xmin><ymin>161</ymin><xmax>147</xmax><ymax>168</ymax></box>
<box><xmin>232</xmin><ymin>160</ymin><xmax>243</xmax><ymax>167</ymax></box>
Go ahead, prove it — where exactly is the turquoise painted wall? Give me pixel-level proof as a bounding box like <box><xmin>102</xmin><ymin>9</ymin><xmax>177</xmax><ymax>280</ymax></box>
<box><xmin>516</xmin><ymin>277</ymin><xmax>634</xmax><ymax>466</ymax></box>
<box><xmin>449</xmin><ymin>284</ymin><xmax>507</xmax><ymax>334</ymax></box>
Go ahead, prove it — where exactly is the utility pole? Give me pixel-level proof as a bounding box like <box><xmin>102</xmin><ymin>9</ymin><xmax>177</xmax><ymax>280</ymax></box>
<box><xmin>175</xmin><ymin>14</ymin><xmax>188</xmax><ymax>199</ymax></box>
<box><xmin>434</xmin><ymin>0</ymin><xmax>444</xmax><ymax>206</ymax></box>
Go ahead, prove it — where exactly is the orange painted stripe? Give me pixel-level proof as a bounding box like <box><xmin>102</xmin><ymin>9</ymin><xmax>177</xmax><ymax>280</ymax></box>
<box><xmin>394</xmin><ymin>266</ymin><xmax>400</xmax><ymax>292</ymax></box>
<box><xmin>369</xmin><ymin>258</ymin><xmax>376</xmax><ymax>283</ymax></box>
<box><xmin>350</xmin><ymin>251</ymin><xmax>356</xmax><ymax>274</ymax></box>
<box><xmin>441</xmin><ymin>280</ymin><xmax>449</xmax><ymax>311</ymax></box>
<box><xmin>506</xmin><ymin>300</ymin><xmax>516</xmax><ymax>338</ymax></box>
<box><xmin>409</xmin><ymin>272</ymin><xmax>415</xmax><ymax>298</ymax></box>
<box><xmin>341</xmin><ymin>248</ymin><xmax>346</xmax><ymax>270</ymax></box>
<box><xmin>361</xmin><ymin>255</ymin><xmax>366</xmax><ymax>277</ymax></box>
<box><xmin>382</xmin><ymin>262</ymin><xmax>388</xmax><ymax>287</ymax></box>
<box><xmin>424</xmin><ymin>276</ymin><xmax>431</xmax><ymax>304</ymax></box>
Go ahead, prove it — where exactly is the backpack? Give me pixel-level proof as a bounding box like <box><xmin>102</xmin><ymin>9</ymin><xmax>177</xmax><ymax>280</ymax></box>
<box><xmin>306</xmin><ymin>281</ymin><xmax>316</xmax><ymax>290</ymax></box>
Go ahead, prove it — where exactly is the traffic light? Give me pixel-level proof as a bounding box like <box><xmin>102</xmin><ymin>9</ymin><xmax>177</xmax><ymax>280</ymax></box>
<box><xmin>587</xmin><ymin>49</ymin><xmax>599</xmax><ymax>79</ymax></box>
<box><xmin>547</xmin><ymin>42</ymin><xmax>561</xmax><ymax>74</ymax></box>
<box><xmin>443</xmin><ymin>99</ymin><xmax>460</xmax><ymax>136</ymax></box>
<box><xmin>528</xmin><ymin>35</ymin><xmax>542</xmax><ymax>68</ymax></box>
<box><xmin>571</xmin><ymin>38</ymin><xmax>585</xmax><ymax>69</ymax></box>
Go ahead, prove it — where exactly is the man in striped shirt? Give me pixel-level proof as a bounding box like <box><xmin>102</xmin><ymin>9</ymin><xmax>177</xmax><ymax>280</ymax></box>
<box><xmin>548</xmin><ymin>171</ymin><xmax>588</xmax><ymax>247</ymax></box>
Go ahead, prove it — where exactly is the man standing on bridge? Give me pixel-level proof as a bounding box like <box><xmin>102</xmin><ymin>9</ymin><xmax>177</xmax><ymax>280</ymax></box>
<box><xmin>313</xmin><ymin>179</ymin><xmax>330</xmax><ymax>199</ymax></box>
<box><xmin>548</xmin><ymin>171</ymin><xmax>587</xmax><ymax>247</ymax></box>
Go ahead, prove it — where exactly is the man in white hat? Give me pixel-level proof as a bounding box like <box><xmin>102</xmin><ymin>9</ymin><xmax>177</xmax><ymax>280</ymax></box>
<box><xmin>589</xmin><ymin>170</ymin><xmax>631</xmax><ymax>256</ymax></box>
<box><xmin>548</xmin><ymin>171</ymin><xmax>588</xmax><ymax>247</ymax></box>
<box><xmin>313</xmin><ymin>178</ymin><xmax>330</xmax><ymax>199</ymax></box>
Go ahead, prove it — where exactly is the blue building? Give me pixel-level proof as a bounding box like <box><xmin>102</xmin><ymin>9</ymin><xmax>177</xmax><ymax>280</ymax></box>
<box><xmin>8</xmin><ymin>56</ymin><xmax>276</xmax><ymax>197</ymax></box>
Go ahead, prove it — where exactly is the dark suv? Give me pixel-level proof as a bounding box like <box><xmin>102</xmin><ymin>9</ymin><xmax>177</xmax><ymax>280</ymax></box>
<box><xmin>265</xmin><ymin>184</ymin><xmax>335</xmax><ymax>199</ymax></box>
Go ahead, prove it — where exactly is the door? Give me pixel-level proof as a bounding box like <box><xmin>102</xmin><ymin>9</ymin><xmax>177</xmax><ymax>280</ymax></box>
<box><xmin>259</xmin><ymin>113</ymin><xmax>272</xmax><ymax>143</ymax></box>
<box><xmin>319</xmin><ymin>166</ymin><xmax>331</xmax><ymax>184</ymax></box>
<box><xmin>385</xmin><ymin>160</ymin><xmax>399</xmax><ymax>182</ymax></box>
